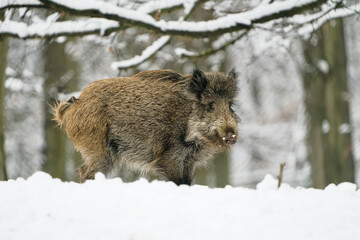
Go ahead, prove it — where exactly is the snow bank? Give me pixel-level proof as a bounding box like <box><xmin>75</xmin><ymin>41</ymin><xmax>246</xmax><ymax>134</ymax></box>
<box><xmin>1</xmin><ymin>172</ymin><xmax>359</xmax><ymax>240</ymax></box>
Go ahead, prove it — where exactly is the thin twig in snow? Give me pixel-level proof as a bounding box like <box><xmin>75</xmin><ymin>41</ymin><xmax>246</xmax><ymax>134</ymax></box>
<box><xmin>277</xmin><ymin>162</ymin><xmax>286</xmax><ymax>188</ymax></box>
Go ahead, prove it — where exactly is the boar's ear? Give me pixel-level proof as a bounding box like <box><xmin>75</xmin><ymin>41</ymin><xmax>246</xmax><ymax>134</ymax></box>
<box><xmin>190</xmin><ymin>69</ymin><xmax>208</xmax><ymax>99</ymax></box>
<box><xmin>227</xmin><ymin>68</ymin><xmax>238</xmax><ymax>89</ymax></box>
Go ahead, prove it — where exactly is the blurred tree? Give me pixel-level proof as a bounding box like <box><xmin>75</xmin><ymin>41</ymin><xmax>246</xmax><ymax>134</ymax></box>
<box><xmin>302</xmin><ymin>19</ymin><xmax>355</xmax><ymax>188</ymax></box>
<box><xmin>42</xmin><ymin>40</ymin><xmax>79</xmax><ymax>181</ymax></box>
<box><xmin>213</xmin><ymin>151</ymin><xmax>230</xmax><ymax>187</ymax></box>
<box><xmin>211</xmin><ymin>52</ymin><xmax>232</xmax><ymax>188</ymax></box>
<box><xmin>0</xmin><ymin>12</ymin><xmax>8</xmax><ymax>180</ymax></box>
<box><xmin>42</xmin><ymin>41</ymin><xmax>67</xmax><ymax>180</ymax></box>
<box><xmin>194</xmin><ymin>167</ymin><xmax>208</xmax><ymax>185</ymax></box>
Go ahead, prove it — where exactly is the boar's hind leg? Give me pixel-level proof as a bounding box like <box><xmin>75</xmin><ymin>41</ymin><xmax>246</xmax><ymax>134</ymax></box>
<box><xmin>78</xmin><ymin>155</ymin><xmax>114</xmax><ymax>183</ymax></box>
<box><xmin>78</xmin><ymin>135</ymin><xmax>127</xmax><ymax>183</ymax></box>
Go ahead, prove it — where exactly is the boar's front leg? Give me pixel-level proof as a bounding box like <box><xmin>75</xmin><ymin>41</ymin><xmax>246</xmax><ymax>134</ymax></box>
<box><xmin>154</xmin><ymin>157</ymin><xmax>195</xmax><ymax>186</ymax></box>
<box><xmin>172</xmin><ymin>174</ymin><xmax>193</xmax><ymax>186</ymax></box>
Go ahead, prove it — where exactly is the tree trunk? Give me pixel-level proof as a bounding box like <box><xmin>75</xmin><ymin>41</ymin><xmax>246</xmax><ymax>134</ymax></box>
<box><xmin>0</xmin><ymin>15</ymin><xmax>8</xmax><ymax>181</ymax></box>
<box><xmin>64</xmin><ymin>57</ymin><xmax>81</xmax><ymax>181</ymax></box>
<box><xmin>43</xmin><ymin>40</ymin><xmax>79</xmax><ymax>181</ymax></box>
<box><xmin>302</xmin><ymin>19</ymin><xmax>355</xmax><ymax>188</ymax></box>
<box><xmin>194</xmin><ymin>166</ymin><xmax>208</xmax><ymax>185</ymax></box>
<box><xmin>213</xmin><ymin>151</ymin><xmax>229</xmax><ymax>187</ymax></box>
<box><xmin>43</xmin><ymin>41</ymin><xmax>67</xmax><ymax>180</ymax></box>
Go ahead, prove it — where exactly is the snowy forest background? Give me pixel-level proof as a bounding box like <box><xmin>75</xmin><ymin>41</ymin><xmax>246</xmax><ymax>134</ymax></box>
<box><xmin>1</xmin><ymin>0</ymin><xmax>360</xmax><ymax>189</ymax></box>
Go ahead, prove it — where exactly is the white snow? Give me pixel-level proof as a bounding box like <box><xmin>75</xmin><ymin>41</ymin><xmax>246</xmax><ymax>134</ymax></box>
<box><xmin>5</xmin><ymin>76</ymin><xmax>43</xmax><ymax>94</ymax></box>
<box><xmin>339</xmin><ymin>123</ymin><xmax>351</xmax><ymax>134</ymax></box>
<box><xmin>137</xmin><ymin>0</ymin><xmax>197</xmax><ymax>14</ymax></box>
<box><xmin>1</xmin><ymin>171</ymin><xmax>360</xmax><ymax>240</ymax></box>
<box><xmin>322</xmin><ymin>120</ymin><xmax>330</xmax><ymax>134</ymax></box>
<box><xmin>175</xmin><ymin>47</ymin><xmax>198</xmax><ymax>57</ymax></box>
<box><xmin>317</xmin><ymin>59</ymin><xmax>329</xmax><ymax>74</ymax></box>
<box><xmin>183</xmin><ymin>0</ymin><xmax>196</xmax><ymax>15</ymax></box>
<box><xmin>57</xmin><ymin>91</ymin><xmax>81</xmax><ymax>100</ymax></box>
<box><xmin>47</xmin><ymin>0</ymin><xmax>156</xmax><ymax>23</ymax></box>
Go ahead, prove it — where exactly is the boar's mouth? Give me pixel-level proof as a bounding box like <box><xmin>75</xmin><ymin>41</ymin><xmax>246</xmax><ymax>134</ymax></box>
<box><xmin>221</xmin><ymin>135</ymin><xmax>237</xmax><ymax>145</ymax></box>
<box><xmin>210</xmin><ymin>132</ymin><xmax>237</xmax><ymax>149</ymax></box>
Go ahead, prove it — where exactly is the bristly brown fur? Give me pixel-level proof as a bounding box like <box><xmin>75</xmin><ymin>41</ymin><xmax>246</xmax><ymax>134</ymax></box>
<box><xmin>53</xmin><ymin>69</ymin><xmax>239</xmax><ymax>185</ymax></box>
<box><xmin>52</xmin><ymin>100</ymin><xmax>71</xmax><ymax>127</ymax></box>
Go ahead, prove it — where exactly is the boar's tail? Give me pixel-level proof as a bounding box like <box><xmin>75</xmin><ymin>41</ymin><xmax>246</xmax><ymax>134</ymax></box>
<box><xmin>52</xmin><ymin>96</ymin><xmax>78</xmax><ymax>127</ymax></box>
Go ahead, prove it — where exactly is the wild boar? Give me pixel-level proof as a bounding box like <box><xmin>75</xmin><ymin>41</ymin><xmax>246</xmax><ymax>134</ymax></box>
<box><xmin>53</xmin><ymin>69</ymin><xmax>239</xmax><ymax>185</ymax></box>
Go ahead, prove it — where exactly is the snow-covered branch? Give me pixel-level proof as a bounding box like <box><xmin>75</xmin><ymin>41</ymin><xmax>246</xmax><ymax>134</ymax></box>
<box><xmin>137</xmin><ymin>0</ymin><xmax>203</xmax><ymax>14</ymax></box>
<box><xmin>111</xmin><ymin>36</ymin><xmax>170</xmax><ymax>70</ymax></box>
<box><xmin>0</xmin><ymin>0</ymin><xmax>43</xmax><ymax>11</ymax></box>
<box><xmin>2</xmin><ymin>0</ymin><xmax>358</xmax><ymax>40</ymax></box>
<box><xmin>0</xmin><ymin>18</ymin><xmax>120</xmax><ymax>39</ymax></box>
<box><xmin>295</xmin><ymin>3</ymin><xmax>360</xmax><ymax>37</ymax></box>
<box><xmin>0</xmin><ymin>0</ymin><xmax>199</xmax><ymax>13</ymax></box>
<box><xmin>1</xmin><ymin>0</ymin><xmax>359</xmax><ymax>68</ymax></box>
<box><xmin>176</xmin><ymin>31</ymin><xmax>249</xmax><ymax>58</ymax></box>
<box><xmin>111</xmin><ymin>0</ymin><xmax>201</xmax><ymax>70</ymax></box>
<box><xmin>38</xmin><ymin>0</ymin><xmax>326</xmax><ymax>37</ymax></box>
<box><xmin>0</xmin><ymin>0</ymin><xmax>204</xmax><ymax>39</ymax></box>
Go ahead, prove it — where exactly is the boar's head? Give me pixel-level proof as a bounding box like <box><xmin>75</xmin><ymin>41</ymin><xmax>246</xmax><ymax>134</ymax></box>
<box><xmin>188</xmin><ymin>69</ymin><xmax>240</xmax><ymax>149</ymax></box>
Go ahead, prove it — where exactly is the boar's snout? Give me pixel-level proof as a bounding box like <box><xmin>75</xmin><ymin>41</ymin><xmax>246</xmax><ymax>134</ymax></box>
<box><xmin>221</xmin><ymin>128</ymin><xmax>237</xmax><ymax>145</ymax></box>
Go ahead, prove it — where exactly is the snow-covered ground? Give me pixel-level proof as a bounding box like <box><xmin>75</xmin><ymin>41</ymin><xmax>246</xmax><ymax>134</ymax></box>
<box><xmin>1</xmin><ymin>172</ymin><xmax>359</xmax><ymax>240</ymax></box>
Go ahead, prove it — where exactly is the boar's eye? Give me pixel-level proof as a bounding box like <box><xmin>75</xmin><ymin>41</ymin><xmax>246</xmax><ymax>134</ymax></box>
<box><xmin>207</xmin><ymin>102</ymin><xmax>215</xmax><ymax>112</ymax></box>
